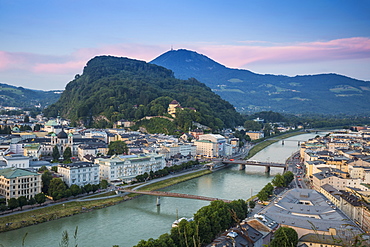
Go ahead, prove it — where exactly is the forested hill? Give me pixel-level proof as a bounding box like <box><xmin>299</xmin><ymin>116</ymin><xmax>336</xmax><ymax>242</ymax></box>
<box><xmin>151</xmin><ymin>49</ymin><xmax>370</xmax><ymax>115</ymax></box>
<box><xmin>44</xmin><ymin>55</ymin><xmax>243</xmax><ymax>129</ymax></box>
<box><xmin>0</xmin><ymin>83</ymin><xmax>61</xmax><ymax>108</ymax></box>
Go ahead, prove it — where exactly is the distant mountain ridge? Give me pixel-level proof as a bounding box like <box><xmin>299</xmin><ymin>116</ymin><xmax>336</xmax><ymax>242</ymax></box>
<box><xmin>0</xmin><ymin>83</ymin><xmax>61</xmax><ymax>108</ymax></box>
<box><xmin>151</xmin><ymin>49</ymin><xmax>370</xmax><ymax>115</ymax></box>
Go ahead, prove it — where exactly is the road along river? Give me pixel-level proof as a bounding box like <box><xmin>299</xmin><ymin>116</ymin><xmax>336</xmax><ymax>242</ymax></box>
<box><xmin>0</xmin><ymin>132</ymin><xmax>321</xmax><ymax>247</ymax></box>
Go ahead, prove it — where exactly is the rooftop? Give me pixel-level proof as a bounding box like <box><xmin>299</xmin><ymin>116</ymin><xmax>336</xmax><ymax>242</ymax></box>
<box><xmin>259</xmin><ymin>188</ymin><xmax>362</xmax><ymax>235</ymax></box>
<box><xmin>0</xmin><ymin>167</ymin><xmax>39</xmax><ymax>179</ymax></box>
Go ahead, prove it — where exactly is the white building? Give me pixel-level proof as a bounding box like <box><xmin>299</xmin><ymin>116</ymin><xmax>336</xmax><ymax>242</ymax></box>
<box><xmin>95</xmin><ymin>154</ymin><xmax>165</xmax><ymax>183</ymax></box>
<box><xmin>2</xmin><ymin>154</ymin><xmax>30</xmax><ymax>169</ymax></box>
<box><xmin>58</xmin><ymin>162</ymin><xmax>100</xmax><ymax>187</ymax></box>
<box><xmin>23</xmin><ymin>143</ymin><xmax>41</xmax><ymax>161</ymax></box>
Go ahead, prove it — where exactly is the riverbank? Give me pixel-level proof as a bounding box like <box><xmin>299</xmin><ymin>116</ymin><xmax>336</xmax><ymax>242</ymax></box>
<box><xmin>0</xmin><ymin>169</ymin><xmax>211</xmax><ymax>233</ymax></box>
<box><xmin>245</xmin><ymin>131</ymin><xmax>305</xmax><ymax>160</ymax></box>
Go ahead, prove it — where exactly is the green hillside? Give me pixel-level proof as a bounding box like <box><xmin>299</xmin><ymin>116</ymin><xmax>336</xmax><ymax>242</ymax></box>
<box><xmin>44</xmin><ymin>56</ymin><xmax>243</xmax><ymax>130</ymax></box>
<box><xmin>0</xmin><ymin>83</ymin><xmax>61</xmax><ymax>108</ymax></box>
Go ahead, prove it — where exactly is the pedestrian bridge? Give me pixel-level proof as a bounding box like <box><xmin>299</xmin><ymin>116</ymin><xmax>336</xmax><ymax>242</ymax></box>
<box><xmin>219</xmin><ymin>159</ymin><xmax>286</xmax><ymax>172</ymax></box>
<box><xmin>118</xmin><ymin>189</ymin><xmax>232</xmax><ymax>205</ymax></box>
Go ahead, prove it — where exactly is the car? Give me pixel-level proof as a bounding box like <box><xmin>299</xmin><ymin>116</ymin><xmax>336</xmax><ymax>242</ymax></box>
<box><xmin>298</xmin><ymin>178</ymin><xmax>302</xmax><ymax>181</ymax></box>
<box><xmin>297</xmin><ymin>175</ymin><xmax>300</xmax><ymax>178</ymax></box>
<box><xmin>229</xmin><ymin>159</ymin><xmax>234</xmax><ymax>161</ymax></box>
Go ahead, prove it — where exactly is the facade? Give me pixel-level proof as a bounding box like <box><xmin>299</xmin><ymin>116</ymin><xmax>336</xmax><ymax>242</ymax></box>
<box><xmin>246</xmin><ymin>131</ymin><xmax>264</xmax><ymax>140</ymax></box>
<box><xmin>194</xmin><ymin>139</ymin><xmax>218</xmax><ymax>158</ymax></box>
<box><xmin>0</xmin><ymin>167</ymin><xmax>42</xmax><ymax>201</ymax></box>
<box><xmin>167</xmin><ymin>100</ymin><xmax>181</xmax><ymax>118</ymax></box>
<box><xmin>95</xmin><ymin>154</ymin><xmax>165</xmax><ymax>183</ymax></box>
<box><xmin>161</xmin><ymin>143</ymin><xmax>196</xmax><ymax>159</ymax></box>
<box><xmin>23</xmin><ymin>143</ymin><xmax>41</xmax><ymax>160</ymax></box>
<box><xmin>2</xmin><ymin>154</ymin><xmax>30</xmax><ymax>169</ymax></box>
<box><xmin>58</xmin><ymin>162</ymin><xmax>100</xmax><ymax>187</ymax></box>
<box><xmin>195</xmin><ymin>134</ymin><xmax>227</xmax><ymax>158</ymax></box>
<box><xmin>312</xmin><ymin>171</ymin><xmax>363</xmax><ymax>191</ymax></box>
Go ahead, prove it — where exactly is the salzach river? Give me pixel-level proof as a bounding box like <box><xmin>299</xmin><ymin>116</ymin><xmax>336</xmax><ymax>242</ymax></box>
<box><xmin>0</xmin><ymin>132</ymin><xmax>322</xmax><ymax>247</ymax></box>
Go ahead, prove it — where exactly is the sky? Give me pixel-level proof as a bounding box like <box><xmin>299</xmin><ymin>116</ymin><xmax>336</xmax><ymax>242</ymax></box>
<box><xmin>1</xmin><ymin>0</ymin><xmax>370</xmax><ymax>90</ymax></box>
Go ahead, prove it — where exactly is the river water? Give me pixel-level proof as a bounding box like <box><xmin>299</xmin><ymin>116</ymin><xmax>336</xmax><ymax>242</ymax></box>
<box><xmin>0</xmin><ymin>132</ymin><xmax>321</xmax><ymax>247</ymax></box>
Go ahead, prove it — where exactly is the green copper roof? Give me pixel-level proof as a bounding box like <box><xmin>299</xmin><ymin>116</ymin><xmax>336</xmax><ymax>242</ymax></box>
<box><xmin>0</xmin><ymin>168</ymin><xmax>39</xmax><ymax>179</ymax></box>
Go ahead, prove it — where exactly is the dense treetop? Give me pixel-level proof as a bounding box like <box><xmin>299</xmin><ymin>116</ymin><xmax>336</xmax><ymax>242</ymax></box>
<box><xmin>45</xmin><ymin>56</ymin><xmax>243</xmax><ymax>129</ymax></box>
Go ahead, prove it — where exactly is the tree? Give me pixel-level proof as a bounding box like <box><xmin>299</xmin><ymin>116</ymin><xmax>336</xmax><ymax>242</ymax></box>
<box><xmin>48</xmin><ymin>178</ymin><xmax>67</xmax><ymax>199</ymax></box>
<box><xmin>244</xmin><ymin>120</ymin><xmax>262</xmax><ymax>131</ymax></box>
<box><xmin>63</xmin><ymin>147</ymin><xmax>72</xmax><ymax>161</ymax></box>
<box><xmin>51</xmin><ymin>166</ymin><xmax>58</xmax><ymax>173</ymax></box>
<box><xmin>38</xmin><ymin>165</ymin><xmax>49</xmax><ymax>172</ymax></box>
<box><xmin>270</xmin><ymin>226</ymin><xmax>298</xmax><ymax>247</ymax></box>
<box><xmin>70</xmin><ymin>184</ymin><xmax>81</xmax><ymax>196</ymax></box>
<box><xmin>17</xmin><ymin>196</ymin><xmax>28</xmax><ymax>210</ymax></box>
<box><xmin>91</xmin><ymin>184</ymin><xmax>99</xmax><ymax>193</ymax></box>
<box><xmin>7</xmin><ymin>198</ymin><xmax>19</xmax><ymax>211</ymax></box>
<box><xmin>41</xmin><ymin>170</ymin><xmax>53</xmax><ymax>194</ymax></box>
<box><xmin>248</xmin><ymin>200</ymin><xmax>256</xmax><ymax>209</ymax></box>
<box><xmin>35</xmin><ymin>193</ymin><xmax>46</xmax><ymax>205</ymax></box>
<box><xmin>108</xmin><ymin>141</ymin><xmax>129</xmax><ymax>155</ymax></box>
<box><xmin>52</xmin><ymin>145</ymin><xmax>60</xmax><ymax>162</ymax></box>
<box><xmin>84</xmin><ymin>184</ymin><xmax>92</xmax><ymax>194</ymax></box>
<box><xmin>257</xmin><ymin>190</ymin><xmax>269</xmax><ymax>202</ymax></box>
<box><xmin>100</xmin><ymin>179</ymin><xmax>109</xmax><ymax>189</ymax></box>
<box><xmin>283</xmin><ymin>171</ymin><xmax>294</xmax><ymax>186</ymax></box>
<box><xmin>272</xmin><ymin>174</ymin><xmax>285</xmax><ymax>187</ymax></box>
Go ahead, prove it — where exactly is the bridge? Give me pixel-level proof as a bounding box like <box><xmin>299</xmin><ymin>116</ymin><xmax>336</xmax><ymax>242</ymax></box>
<box><xmin>118</xmin><ymin>189</ymin><xmax>232</xmax><ymax>205</ymax></box>
<box><xmin>219</xmin><ymin>159</ymin><xmax>286</xmax><ymax>173</ymax></box>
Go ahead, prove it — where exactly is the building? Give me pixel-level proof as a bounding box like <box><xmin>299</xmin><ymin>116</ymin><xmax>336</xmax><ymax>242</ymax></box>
<box><xmin>58</xmin><ymin>162</ymin><xmax>100</xmax><ymax>187</ymax></box>
<box><xmin>95</xmin><ymin>153</ymin><xmax>165</xmax><ymax>183</ymax></box>
<box><xmin>246</xmin><ymin>131</ymin><xmax>264</xmax><ymax>140</ymax></box>
<box><xmin>20</xmin><ymin>129</ymin><xmax>107</xmax><ymax>158</ymax></box>
<box><xmin>0</xmin><ymin>167</ymin><xmax>42</xmax><ymax>201</ymax></box>
<box><xmin>77</xmin><ymin>143</ymin><xmax>108</xmax><ymax>160</ymax></box>
<box><xmin>2</xmin><ymin>154</ymin><xmax>30</xmax><ymax>169</ymax></box>
<box><xmin>258</xmin><ymin>188</ymin><xmax>363</xmax><ymax>238</ymax></box>
<box><xmin>167</xmin><ymin>100</ymin><xmax>181</xmax><ymax>118</ymax></box>
<box><xmin>194</xmin><ymin>139</ymin><xmax>218</xmax><ymax>158</ymax></box>
<box><xmin>23</xmin><ymin>143</ymin><xmax>41</xmax><ymax>160</ymax></box>
<box><xmin>194</xmin><ymin>134</ymin><xmax>227</xmax><ymax>158</ymax></box>
<box><xmin>160</xmin><ymin>143</ymin><xmax>196</xmax><ymax>159</ymax></box>
<box><xmin>298</xmin><ymin>232</ymin><xmax>368</xmax><ymax>247</ymax></box>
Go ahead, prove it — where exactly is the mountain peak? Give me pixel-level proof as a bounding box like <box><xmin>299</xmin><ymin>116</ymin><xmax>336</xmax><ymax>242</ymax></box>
<box><xmin>150</xmin><ymin>49</ymin><xmax>227</xmax><ymax>80</ymax></box>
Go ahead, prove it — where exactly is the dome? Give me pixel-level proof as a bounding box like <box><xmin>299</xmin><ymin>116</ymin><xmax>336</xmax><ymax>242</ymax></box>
<box><xmin>51</xmin><ymin>133</ymin><xmax>56</xmax><ymax>137</ymax></box>
<box><xmin>57</xmin><ymin>130</ymin><xmax>68</xmax><ymax>139</ymax></box>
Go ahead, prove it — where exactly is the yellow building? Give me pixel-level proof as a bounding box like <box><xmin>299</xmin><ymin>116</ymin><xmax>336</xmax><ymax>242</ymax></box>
<box><xmin>0</xmin><ymin>168</ymin><xmax>42</xmax><ymax>201</ymax></box>
<box><xmin>167</xmin><ymin>100</ymin><xmax>181</xmax><ymax>117</ymax></box>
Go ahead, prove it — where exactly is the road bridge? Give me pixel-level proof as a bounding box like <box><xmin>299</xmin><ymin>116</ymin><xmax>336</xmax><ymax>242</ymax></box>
<box><xmin>220</xmin><ymin>159</ymin><xmax>286</xmax><ymax>173</ymax></box>
<box><xmin>118</xmin><ymin>189</ymin><xmax>232</xmax><ymax>206</ymax></box>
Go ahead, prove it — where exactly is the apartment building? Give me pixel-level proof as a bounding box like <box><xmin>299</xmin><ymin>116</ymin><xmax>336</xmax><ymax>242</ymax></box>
<box><xmin>58</xmin><ymin>162</ymin><xmax>100</xmax><ymax>187</ymax></box>
<box><xmin>95</xmin><ymin>153</ymin><xmax>165</xmax><ymax>183</ymax></box>
<box><xmin>0</xmin><ymin>167</ymin><xmax>42</xmax><ymax>201</ymax></box>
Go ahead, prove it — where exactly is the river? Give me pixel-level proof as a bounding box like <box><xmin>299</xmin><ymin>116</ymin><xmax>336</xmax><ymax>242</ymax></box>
<box><xmin>0</xmin><ymin>132</ymin><xmax>321</xmax><ymax>247</ymax></box>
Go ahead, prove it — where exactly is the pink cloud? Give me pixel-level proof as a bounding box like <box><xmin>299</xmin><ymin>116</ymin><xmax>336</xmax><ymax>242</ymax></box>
<box><xmin>33</xmin><ymin>60</ymin><xmax>86</xmax><ymax>74</ymax></box>
<box><xmin>194</xmin><ymin>37</ymin><xmax>370</xmax><ymax>68</ymax></box>
<box><xmin>1</xmin><ymin>37</ymin><xmax>369</xmax><ymax>80</ymax></box>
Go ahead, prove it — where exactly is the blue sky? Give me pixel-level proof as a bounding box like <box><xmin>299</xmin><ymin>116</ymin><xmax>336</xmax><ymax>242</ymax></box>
<box><xmin>1</xmin><ymin>0</ymin><xmax>370</xmax><ymax>90</ymax></box>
